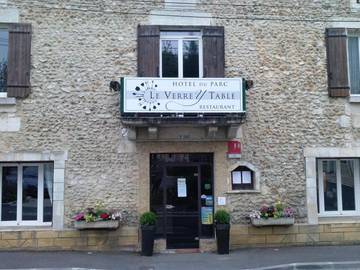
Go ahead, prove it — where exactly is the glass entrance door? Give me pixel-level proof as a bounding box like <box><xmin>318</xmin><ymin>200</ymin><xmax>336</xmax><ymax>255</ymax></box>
<box><xmin>165</xmin><ymin>166</ymin><xmax>199</xmax><ymax>249</ymax></box>
<box><xmin>150</xmin><ymin>153</ymin><xmax>214</xmax><ymax>249</ymax></box>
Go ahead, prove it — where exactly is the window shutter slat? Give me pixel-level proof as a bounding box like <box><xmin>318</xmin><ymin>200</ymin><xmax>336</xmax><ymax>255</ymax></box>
<box><xmin>326</xmin><ymin>28</ymin><xmax>350</xmax><ymax>97</ymax></box>
<box><xmin>137</xmin><ymin>25</ymin><xmax>160</xmax><ymax>77</ymax></box>
<box><xmin>7</xmin><ymin>23</ymin><xmax>32</xmax><ymax>98</ymax></box>
<box><xmin>202</xmin><ymin>26</ymin><xmax>225</xmax><ymax>78</ymax></box>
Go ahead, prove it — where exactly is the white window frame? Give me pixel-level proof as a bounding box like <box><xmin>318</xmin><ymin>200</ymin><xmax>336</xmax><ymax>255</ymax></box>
<box><xmin>159</xmin><ymin>32</ymin><xmax>203</xmax><ymax>78</ymax></box>
<box><xmin>0</xmin><ymin>26</ymin><xmax>8</xmax><ymax>98</ymax></box>
<box><xmin>0</xmin><ymin>163</ymin><xmax>52</xmax><ymax>226</ymax></box>
<box><xmin>317</xmin><ymin>158</ymin><xmax>360</xmax><ymax>217</ymax></box>
<box><xmin>347</xmin><ymin>33</ymin><xmax>360</xmax><ymax>97</ymax></box>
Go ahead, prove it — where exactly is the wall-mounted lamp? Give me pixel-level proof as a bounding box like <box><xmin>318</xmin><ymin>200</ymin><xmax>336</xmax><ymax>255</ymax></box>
<box><xmin>109</xmin><ymin>81</ymin><xmax>120</xmax><ymax>92</ymax></box>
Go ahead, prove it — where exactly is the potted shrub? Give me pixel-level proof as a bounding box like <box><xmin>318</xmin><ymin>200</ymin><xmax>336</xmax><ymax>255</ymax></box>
<box><xmin>249</xmin><ymin>201</ymin><xmax>295</xmax><ymax>227</ymax></box>
<box><xmin>214</xmin><ymin>209</ymin><xmax>230</xmax><ymax>255</ymax></box>
<box><xmin>73</xmin><ymin>201</ymin><xmax>122</xmax><ymax>230</ymax></box>
<box><xmin>140</xmin><ymin>211</ymin><xmax>156</xmax><ymax>256</ymax></box>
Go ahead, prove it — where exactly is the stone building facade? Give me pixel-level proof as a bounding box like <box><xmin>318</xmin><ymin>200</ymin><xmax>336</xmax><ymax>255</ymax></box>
<box><xmin>1</xmin><ymin>0</ymin><xmax>360</xmax><ymax>251</ymax></box>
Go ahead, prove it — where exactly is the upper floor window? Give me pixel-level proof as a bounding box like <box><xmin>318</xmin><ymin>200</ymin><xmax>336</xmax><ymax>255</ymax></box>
<box><xmin>325</xmin><ymin>28</ymin><xmax>360</xmax><ymax>98</ymax></box>
<box><xmin>0</xmin><ymin>27</ymin><xmax>8</xmax><ymax>97</ymax></box>
<box><xmin>137</xmin><ymin>25</ymin><xmax>224</xmax><ymax>78</ymax></box>
<box><xmin>0</xmin><ymin>23</ymin><xmax>31</xmax><ymax>98</ymax></box>
<box><xmin>160</xmin><ymin>31</ymin><xmax>202</xmax><ymax>78</ymax></box>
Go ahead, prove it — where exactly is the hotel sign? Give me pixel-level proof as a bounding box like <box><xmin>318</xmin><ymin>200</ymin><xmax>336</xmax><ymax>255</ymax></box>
<box><xmin>121</xmin><ymin>77</ymin><xmax>245</xmax><ymax>114</ymax></box>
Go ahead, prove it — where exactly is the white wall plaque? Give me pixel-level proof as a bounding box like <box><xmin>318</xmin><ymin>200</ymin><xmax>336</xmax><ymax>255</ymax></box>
<box><xmin>121</xmin><ymin>77</ymin><xmax>244</xmax><ymax>114</ymax></box>
<box><xmin>217</xmin><ymin>196</ymin><xmax>226</xmax><ymax>206</ymax></box>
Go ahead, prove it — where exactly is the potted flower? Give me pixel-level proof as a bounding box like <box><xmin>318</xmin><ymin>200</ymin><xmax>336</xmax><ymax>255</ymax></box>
<box><xmin>140</xmin><ymin>211</ymin><xmax>156</xmax><ymax>256</ymax></box>
<box><xmin>214</xmin><ymin>209</ymin><xmax>230</xmax><ymax>255</ymax></box>
<box><xmin>249</xmin><ymin>201</ymin><xmax>295</xmax><ymax>227</ymax></box>
<box><xmin>73</xmin><ymin>202</ymin><xmax>122</xmax><ymax>230</ymax></box>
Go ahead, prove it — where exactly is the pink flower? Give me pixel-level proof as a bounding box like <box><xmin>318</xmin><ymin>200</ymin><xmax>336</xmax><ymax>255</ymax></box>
<box><xmin>74</xmin><ymin>212</ymin><xmax>85</xmax><ymax>221</ymax></box>
<box><xmin>100</xmin><ymin>213</ymin><xmax>110</xmax><ymax>220</ymax></box>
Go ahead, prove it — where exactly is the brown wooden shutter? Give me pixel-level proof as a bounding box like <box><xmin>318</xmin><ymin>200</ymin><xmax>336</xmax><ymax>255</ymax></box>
<box><xmin>7</xmin><ymin>23</ymin><xmax>32</xmax><ymax>98</ymax></box>
<box><xmin>202</xmin><ymin>26</ymin><xmax>225</xmax><ymax>77</ymax></box>
<box><xmin>326</xmin><ymin>28</ymin><xmax>350</xmax><ymax>97</ymax></box>
<box><xmin>137</xmin><ymin>25</ymin><xmax>160</xmax><ymax>77</ymax></box>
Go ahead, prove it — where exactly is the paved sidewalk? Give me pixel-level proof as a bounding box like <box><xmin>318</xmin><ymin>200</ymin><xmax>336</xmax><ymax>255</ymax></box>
<box><xmin>1</xmin><ymin>245</ymin><xmax>360</xmax><ymax>270</ymax></box>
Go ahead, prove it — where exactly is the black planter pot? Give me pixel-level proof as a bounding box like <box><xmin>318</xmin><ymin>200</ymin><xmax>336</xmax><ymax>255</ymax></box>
<box><xmin>215</xmin><ymin>223</ymin><xmax>230</xmax><ymax>254</ymax></box>
<box><xmin>141</xmin><ymin>225</ymin><xmax>155</xmax><ymax>256</ymax></box>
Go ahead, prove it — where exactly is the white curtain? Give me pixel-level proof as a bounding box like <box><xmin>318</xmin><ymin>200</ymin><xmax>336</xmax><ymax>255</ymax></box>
<box><xmin>44</xmin><ymin>163</ymin><xmax>53</xmax><ymax>204</ymax></box>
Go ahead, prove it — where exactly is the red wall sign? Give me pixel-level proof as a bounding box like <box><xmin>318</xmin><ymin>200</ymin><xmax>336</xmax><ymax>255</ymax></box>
<box><xmin>227</xmin><ymin>140</ymin><xmax>241</xmax><ymax>154</ymax></box>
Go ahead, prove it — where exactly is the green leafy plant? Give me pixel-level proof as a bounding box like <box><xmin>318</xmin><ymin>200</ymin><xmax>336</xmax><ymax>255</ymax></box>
<box><xmin>84</xmin><ymin>213</ymin><xmax>96</xmax><ymax>222</ymax></box>
<box><xmin>140</xmin><ymin>211</ymin><xmax>157</xmax><ymax>226</ymax></box>
<box><xmin>214</xmin><ymin>209</ymin><xmax>230</xmax><ymax>224</ymax></box>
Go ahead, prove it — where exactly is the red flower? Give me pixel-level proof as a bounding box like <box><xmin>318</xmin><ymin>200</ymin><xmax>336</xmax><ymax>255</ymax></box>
<box><xmin>100</xmin><ymin>213</ymin><xmax>110</xmax><ymax>220</ymax></box>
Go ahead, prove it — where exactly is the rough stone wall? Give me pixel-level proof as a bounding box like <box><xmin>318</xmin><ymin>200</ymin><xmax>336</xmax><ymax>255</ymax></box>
<box><xmin>0</xmin><ymin>0</ymin><xmax>359</xmax><ymax>226</ymax></box>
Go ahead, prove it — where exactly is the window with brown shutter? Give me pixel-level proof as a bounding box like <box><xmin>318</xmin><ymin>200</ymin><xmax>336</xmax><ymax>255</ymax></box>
<box><xmin>326</xmin><ymin>28</ymin><xmax>350</xmax><ymax>97</ymax></box>
<box><xmin>137</xmin><ymin>25</ymin><xmax>225</xmax><ymax>78</ymax></box>
<box><xmin>6</xmin><ymin>23</ymin><xmax>32</xmax><ymax>98</ymax></box>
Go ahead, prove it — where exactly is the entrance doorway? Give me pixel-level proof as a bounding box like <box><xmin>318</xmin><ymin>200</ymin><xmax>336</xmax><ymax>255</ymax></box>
<box><xmin>150</xmin><ymin>153</ymin><xmax>214</xmax><ymax>249</ymax></box>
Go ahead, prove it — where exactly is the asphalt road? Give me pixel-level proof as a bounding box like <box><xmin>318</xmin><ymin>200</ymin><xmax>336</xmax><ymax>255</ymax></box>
<box><xmin>1</xmin><ymin>245</ymin><xmax>360</xmax><ymax>270</ymax></box>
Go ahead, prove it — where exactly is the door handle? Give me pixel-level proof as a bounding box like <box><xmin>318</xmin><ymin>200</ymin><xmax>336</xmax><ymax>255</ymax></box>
<box><xmin>166</xmin><ymin>204</ymin><xmax>175</xmax><ymax>209</ymax></box>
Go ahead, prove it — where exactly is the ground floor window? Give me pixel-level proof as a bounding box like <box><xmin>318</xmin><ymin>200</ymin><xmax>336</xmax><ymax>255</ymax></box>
<box><xmin>317</xmin><ymin>159</ymin><xmax>360</xmax><ymax>216</ymax></box>
<box><xmin>0</xmin><ymin>163</ymin><xmax>53</xmax><ymax>226</ymax></box>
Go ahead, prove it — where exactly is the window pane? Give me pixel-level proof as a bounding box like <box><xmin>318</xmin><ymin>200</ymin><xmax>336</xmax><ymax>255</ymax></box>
<box><xmin>348</xmin><ymin>37</ymin><xmax>360</xmax><ymax>94</ymax></box>
<box><xmin>322</xmin><ymin>160</ymin><xmax>338</xmax><ymax>211</ymax></box>
<box><xmin>183</xmin><ymin>40</ymin><xmax>199</xmax><ymax>78</ymax></box>
<box><xmin>1</xmin><ymin>167</ymin><xmax>17</xmax><ymax>221</ymax></box>
<box><xmin>0</xmin><ymin>29</ymin><xmax>8</xmax><ymax>93</ymax></box>
<box><xmin>162</xmin><ymin>40</ymin><xmax>178</xmax><ymax>77</ymax></box>
<box><xmin>341</xmin><ymin>160</ymin><xmax>355</xmax><ymax>211</ymax></box>
<box><xmin>22</xmin><ymin>166</ymin><xmax>38</xmax><ymax>221</ymax></box>
<box><xmin>43</xmin><ymin>163</ymin><xmax>53</xmax><ymax>222</ymax></box>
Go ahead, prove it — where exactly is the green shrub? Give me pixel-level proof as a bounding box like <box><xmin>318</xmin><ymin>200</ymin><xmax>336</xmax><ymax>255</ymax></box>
<box><xmin>140</xmin><ymin>211</ymin><xmax>157</xmax><ymax>226</ymax></box>
<box><xmin>214</xmin><ymin>209</ymin><xmax>230</xmax><ymax>224</ymax></box>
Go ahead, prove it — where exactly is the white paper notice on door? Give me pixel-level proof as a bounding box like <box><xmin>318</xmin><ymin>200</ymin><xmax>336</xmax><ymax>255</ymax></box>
<box><xmin>242</xmin><ymin>171</ymin><xmax>252</xmax><ymax>184</ymax></box>
<box><xmin>177</xmin><ymin>178</ymin><xmax>187</xmax><ymax>197</ymax></box>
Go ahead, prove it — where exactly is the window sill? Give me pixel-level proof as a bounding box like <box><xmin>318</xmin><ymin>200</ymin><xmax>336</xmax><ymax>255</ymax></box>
<box><xmin>319</xmin><ymin>215</ymin><xmax>360</xmax><ymax>224</ymax></box>
<box><xmin>226</xmin><ymin>190</ymin><xmax>261</xmax><ymax>194</ymax></box>
<box><xmin>0</xmin><ymin>97</ymin><xmax>16</xmax><ymax>105</ymax></box>
<box><xmin>349</xmin><ymin>95</ymin><xmax>360</xmax><ymax>103</ymax></box>
<box><xmin>0</xmin><ymin>225</ymin><xmax>53</xmax><ymax>231</ymax></box>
